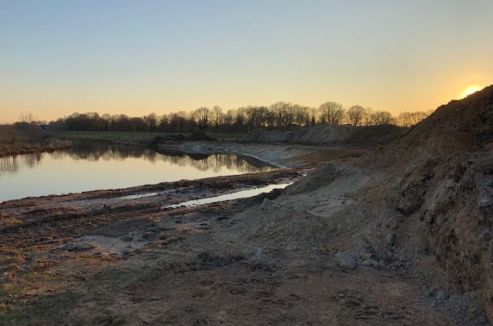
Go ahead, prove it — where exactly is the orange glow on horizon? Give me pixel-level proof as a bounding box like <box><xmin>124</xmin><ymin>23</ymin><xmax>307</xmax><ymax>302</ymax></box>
<box><xmin>460</xmin><ymin>85</ymin><xmax>483</xmax><ymax>99</ymax></box>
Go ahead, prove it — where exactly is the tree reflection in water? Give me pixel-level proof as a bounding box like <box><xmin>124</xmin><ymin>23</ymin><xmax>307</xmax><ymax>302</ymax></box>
<box><xmin>0</xmin><ymin>143</ymin><xmax>273</xmax><ymax>176</ymax></box>
<box><xmin>0</xmin><ymin>153</ymin><xmax>43</xmax><ymax>176</ymax></box>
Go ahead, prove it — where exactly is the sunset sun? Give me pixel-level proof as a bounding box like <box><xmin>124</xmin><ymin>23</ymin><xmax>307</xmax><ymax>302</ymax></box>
<box><xmin>460</xmin><ymin>84</ymin><xmax>483</xmax><ymax>98</ymax></box>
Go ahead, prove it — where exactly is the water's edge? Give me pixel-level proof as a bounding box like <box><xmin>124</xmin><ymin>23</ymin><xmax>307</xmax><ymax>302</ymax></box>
<box><xmin>163</xmin><ymin>183</ymin><xmax>292</xmax><ymax>209</ymax></box>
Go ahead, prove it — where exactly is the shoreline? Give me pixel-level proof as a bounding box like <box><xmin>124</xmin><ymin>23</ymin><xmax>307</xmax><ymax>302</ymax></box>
<box><xmin>155</xmin><ymin>140</ymin><xmax>369</xmax><ymax>169</ymax></box>
<box><xmin>0</xmin><ymin>140</ymin><xmax>72</xmax><ymax>158</ymax></box>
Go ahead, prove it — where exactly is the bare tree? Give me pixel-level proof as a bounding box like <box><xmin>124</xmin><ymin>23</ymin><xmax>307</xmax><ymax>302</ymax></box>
<box><xmin>346</xmin><ymin>105</ymin><xmax>366</xmax><ymax>126</ymax></box>
<box><xmin>143</xmin><ymin>113</ymin><xmax>158</xmax><ymax>131</ymax></box>
<box><xmin>211</xmin><ymin>106</ymin><xmax>224</xmax><ymax>131</ymax></box>
<box><xmin>49</xmin><ymin>100</ymin><xmax>404</xmax><ymax>133</ymax></box>
<box><xmin>409</xmin><ymin>111</ymin><xmax>429</xmax><ymax>126</ymax></box>
<box><xmin>192</xmin><ymin>107</ymin><xmax>211</xmax><ymax>133</ymax></box>
<box><xmin>397</xmin><ymin>112</ymin><xmax>413</xmax><ymax>127</ymax></box>
<box><xmin>319</xmin><ymin>102</ymin><xmax>345</xmax><ymax>125</ymax></box>
<box><xmin>20</xmin><ymin>113</ymin><xmax>33</xmax><ymax>123</ymax></box>
<box><xmin>223</xmin><ymin>109</ymin><xmax>236</xmax><ymax>131</ymax></box>
<box><xmin>397</xmin><ymin>111</ymin><xmax>429</xmax><ymax>127</ymax></box>
<box><xmin>293</xmin><ymin>105</ymin><xmax>310</xmax><ymax>126</ymax></box>
<box><xmin>270</xmin><ymin>102</ymin><xmax>300</xmax><ymax>128</ymax></box>
<box><xmin>367</xmin><ymin>110</ymin><xmax>394</xmax><ymax>126</ymax></box>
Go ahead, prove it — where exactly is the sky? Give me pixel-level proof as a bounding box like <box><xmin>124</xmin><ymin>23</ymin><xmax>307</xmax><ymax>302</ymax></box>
<box><xmin>1</xmin><ymin>0</ymin><xmax>492</xmax><ymax>123</ymax></box>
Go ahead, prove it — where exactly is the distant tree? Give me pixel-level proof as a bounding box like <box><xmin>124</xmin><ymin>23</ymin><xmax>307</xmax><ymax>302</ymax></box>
<box><xmin>158</xmin><ymin>114</ymin><xmax>169</xmax><ymax>131</ymax></box>
<box><xmin>223</xmin><ymin>109</ymin><xmax>236</xmax><ymax>131</ymax></box>
<box><xmin>397</xmin><ymin>111</ymin><xmax>428</xmax><ymax>127</ymax></box>
<box><xmin>211</xmin><ymin>106</ymin><xmax>224</xmax><ymax>131</ymax></box>
<box><xmin>20</xmin><ymin>113</ymin><xmax>33</xmax><ymax>123</ymax></box>
<box><xmin>366</xmin><ymin>110</ymin><xmax>394</xmax><ymax>126</ymax></box>
<box><xmin>45</xmin><ymin>99</ymin><xmax>404</xmax><ymax>134</ymax></box>
<box><xmin>319</xmin><ymin>102</ymin><xmax>345</xmax><ymax>125</ymax></box>
<box><xmin>235</xmin><ymin>108</ymin><xmax>247</xmax><ymax>132</ymax></box>
<box><xmin>143</xmin><ymin>113</ymin><xmax>158</xmax><ymax>131</ymax></box>
<box><xmin>168</xmin><ymin>111</ymin><xmax>188</xmax><ymax>132</ymax></box>
<box><xmin>192</xmin><ymin>107</ymin><xmax>211</xmax><ymax>133</ymax></box>
<box><xmin>346</xmin><ymin>105</ymin><xmax>366</xmax><ymax>126</ymax></box>
<box><xmin>293</xmin><ymin>105</ymin><xmax>310</xmax><ymax>126</ymax></box>
<box><xmin>270</xmin><ymin>102</ymin><xmax>297</xmax><ymax>128</ymax></box>
<box><xmin>397</xmin><ymin>112</ymin><xmax>413</xmax><ymax>127</ymax></box>
<box><xmin>244</xmin><ymin>106</ymin><xmax>270</xmax><ymax>130</ymax></box>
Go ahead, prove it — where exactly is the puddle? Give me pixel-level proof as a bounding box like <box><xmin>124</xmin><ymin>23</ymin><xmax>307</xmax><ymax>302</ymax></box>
<box><xmin>75</xmin><ymin>235</ymin><xmax>148</xmax><ymax>255</ymax></box>
<box><xmin>163</xmin><ymin>183</ymin><xmax>292</xmax><ymax>209</ymax></box>
<box><xmin>119</xmin><ymin>192</ymin><xmax>159</xmax><ymax>200</ymax></box>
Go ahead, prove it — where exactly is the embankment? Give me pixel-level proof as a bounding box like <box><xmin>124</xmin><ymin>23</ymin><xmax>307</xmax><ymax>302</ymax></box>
<box><xmin>245</xmin><ymin>124</ymin><xmax>407</xmax><ymax>146</ymax></box>
<box><xmin>232</xmin><ymin>85</ymin><xmax>493</xmax><ymax>322</ymax></box>
<box><xmin>156</xmin><ymin>141</ymin><xmax>368</xmax><ymax>168</ymax></box>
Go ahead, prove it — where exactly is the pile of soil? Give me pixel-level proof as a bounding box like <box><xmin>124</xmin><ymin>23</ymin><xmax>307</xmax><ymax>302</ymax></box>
<box><xmin>229</xmin><ymin>85</ymin><xmax>493</xmax><ymax>322</ymax></box>
<box><xmin>377</xmin><ymin>85</ymin><xmax>493</xmax><ymax>317</ymax></box>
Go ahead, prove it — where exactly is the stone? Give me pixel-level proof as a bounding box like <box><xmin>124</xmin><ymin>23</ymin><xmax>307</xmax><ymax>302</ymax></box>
<box><xmin>62</xmin><ymin>242</ymin><xmax>94</xmax><ymax>252</ymax></box>
<box><xmin>260</xmin><ymin>198</ymin><xmax>272</xmax><ymax>210</ymax></box>
<box><xmin>385</xmin><ymin>233</ymin><xmax>396</xmax><ymax>247</ymax></box>
<box><xmin>335</xmin><ymin>252</ymin><xmax>357</xmax><ymax>270</ymax></box>
<box><xmin>425</xmin><ymin>288</ymin><xmax>436</xmax><ymax>297</ymax></box>
<box><xmin>121</xmin><ymin>235</ymin><xmax>133</xmax><ymax>242</ymax></box>
<box><xmin>435</xmin><ymin>290</ymin><xmax>449</xmax><ymax>301</ymax></box>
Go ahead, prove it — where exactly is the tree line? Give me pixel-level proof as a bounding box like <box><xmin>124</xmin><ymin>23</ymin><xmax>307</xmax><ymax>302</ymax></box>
<box><xmin>41</xmin><ymin>102</ymin><xmax>430</xmax><ymax>133</ymax></box>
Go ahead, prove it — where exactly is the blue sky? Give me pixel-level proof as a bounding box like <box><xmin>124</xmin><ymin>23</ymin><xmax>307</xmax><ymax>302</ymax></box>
<box><xmin>1</xmin><ymin>0</ymin><xmax>492</xmax><ymax>122</ymax></box>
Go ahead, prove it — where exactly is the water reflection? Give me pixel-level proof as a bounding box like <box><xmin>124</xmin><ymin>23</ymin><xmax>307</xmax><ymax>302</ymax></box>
<box><xmin>0</xmin><ymin>144</ymin><xmax>273</xmax><ymax>176</ymax></box>
<box><xmin>0</xmin><ymin>153</ymin><xmax>43</xmax><ymax>175</ymax></box>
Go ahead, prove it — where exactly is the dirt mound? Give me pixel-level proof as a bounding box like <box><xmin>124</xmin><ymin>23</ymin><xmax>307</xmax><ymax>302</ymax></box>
<box><xmin>246</xmin><ymin>124</ymin><xmax>406</xmax><ymax>146</ymax></box>
<box><xmin>389</xmin><ymin>85</ymin><xmax>493</xmax><ymax>159</ymax></box>
<box><xmin>232</xmin><ymin>85</ymin><xmax>493</xmax><ymax>322</ymax></box>
<box><xmin>369</xmin><ymin>85</ymin><xmax>493</xmax><ymax>319</ymax></box>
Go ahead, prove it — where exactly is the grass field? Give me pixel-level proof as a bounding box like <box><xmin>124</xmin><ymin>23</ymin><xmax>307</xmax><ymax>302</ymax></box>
<box><xmin>0</xmin><ymin>130</ymin><xmax>71</xmax><ymax>157</ymax></box>
<box><xmin>0</xmin><ymin>141</ymin><xmax>72</xmax><ymax>157</ymax></box>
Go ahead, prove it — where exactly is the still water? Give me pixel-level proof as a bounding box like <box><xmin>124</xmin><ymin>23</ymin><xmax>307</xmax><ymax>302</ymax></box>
<box><xmin>0</xmin><ymin>144</ymin><xmax>274</xmax><ymax>202</ymax></box>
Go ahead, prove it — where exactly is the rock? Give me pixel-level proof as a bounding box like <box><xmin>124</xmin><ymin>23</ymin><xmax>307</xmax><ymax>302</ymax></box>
<box><xmin>435</xmin><ymin>290</ymin><xmax>449</xmax><ymax>301</ymax></box>
<box><xmin>396</xmin><ymin>183</ymin><xmax>425</xmax><ymax>216</ymax></box>
<box><xmin>385</xmin><ymin>233</ymin><xmax>396</xmax><ymax>247</ymax></box>
<box><xmin>335</xmin><ymin>252</ymin><xmax>357</xmax><ymax>270</ymax></box>
<box><xmin>62</xmin><ymin>242</ymin><xmax>94</xmax><ymax>252</ymax></box>
<box><xmin>121</xmin><ymin>235</ymin><xmax>133</xmax><ymax>242</ymax></box>
<box><xmin>360</xmin><ymin>258</ymin><xmax>380</xmax><ymax>267</ymax></box>
<box><xmin>260</xmin><ymin>198</ymin><xmax>272</xmax><ymax>210</ymax></box>
<box><xmin>425</xmin><ymin>288</ymin><xmax>436</xmax><ymax>297</ymax></box>
<box><xmin>143</xmin><ymin>230</ymin><xmax>155</xmax><ymax>239</ymax></box>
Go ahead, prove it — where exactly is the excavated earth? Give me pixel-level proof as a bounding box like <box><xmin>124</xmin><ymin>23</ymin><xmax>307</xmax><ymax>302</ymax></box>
<box><xmin>1</xmin><ymin>87</ymin><xmax>493</xmax><ymax>325</ymax></box>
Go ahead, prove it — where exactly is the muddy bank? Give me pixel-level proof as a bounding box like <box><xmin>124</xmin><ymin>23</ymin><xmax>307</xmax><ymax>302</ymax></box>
<box><xmin>0</xmin><ymin>169</ymin><xmax>300</xmax><ymax>231</ymax></box>
<box><xmin>156</xmin><ymin>141</ymin><xmax>368</xmax><ymax>168</ymax></box>
<box><xmin>0</xmin><ymin>163</ymin><xmax>474</xmax><ymax>325</ymax></box>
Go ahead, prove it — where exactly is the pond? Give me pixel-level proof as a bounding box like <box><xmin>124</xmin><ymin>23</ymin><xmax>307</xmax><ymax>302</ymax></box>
<box><xmin>0</xmin><ymin>144</ymin><xmax>275</xmax><ymax>202</ymax></box>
